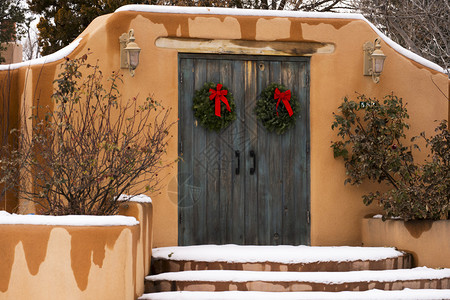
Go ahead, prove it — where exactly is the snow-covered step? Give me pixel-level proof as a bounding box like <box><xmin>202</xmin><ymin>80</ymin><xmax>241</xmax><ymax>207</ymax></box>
<box><xmin>151</xmin><ymin>245</ymin><xmax>412</xmax><ymax>274</ymax></box>
<box><xmin>139</xmin><ymin>289</ymin><xmax>450</xmax><ymax>300</ymax></box>
<box><xmin>145</xmin><ymin>267</ymin><xmax>450</xmax><ymax>293</ymax></box>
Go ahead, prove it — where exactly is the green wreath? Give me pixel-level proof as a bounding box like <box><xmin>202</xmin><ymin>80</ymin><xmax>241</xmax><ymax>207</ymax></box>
<box><xmin>193</xmin><ymin>82</ymin><xmax>236</xmax><ymax>132</ymax></box>
<box><xmin>255</xmin><ymin>83</ymin><xmax>300</xmax><ymax>135</ymax></box>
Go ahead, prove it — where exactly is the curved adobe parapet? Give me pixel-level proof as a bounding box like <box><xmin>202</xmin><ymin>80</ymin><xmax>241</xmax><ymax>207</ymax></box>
<box><xmin>116</xmin><ymin>5</ymin><xmax>445</xmax><ymax>74</ymax></box>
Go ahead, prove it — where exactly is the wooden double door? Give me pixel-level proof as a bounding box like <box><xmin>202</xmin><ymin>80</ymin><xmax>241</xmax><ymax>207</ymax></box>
<box><xmin>178</xmin><ymin>54</ymin><xmax>310</xmax><ymax>245</ymax></box>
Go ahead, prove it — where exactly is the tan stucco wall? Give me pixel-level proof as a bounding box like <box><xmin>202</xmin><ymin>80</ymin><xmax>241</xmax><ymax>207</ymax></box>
<box><xmin>362</xmin><ymin>218</ymin><xmax>450</xmax><ymax>268</ymax></box>
<box><xmin>0</xmin><ymin>224</ymin><xmax>138</xmax><ymax>300</ymax></box>
<box><xmin>0</xmin><ymin>8</ymin><xmax>448</xmax><ymax>248</ymax></box>
<box><xmin>119</xmin><ymin>201</ymin><xmax>153</xmax><ymax>296</ymax></box>
<box><xmin>0</xmin><ymin>201</ymin><xmax>152</xmax><ymax>300</ymax></box>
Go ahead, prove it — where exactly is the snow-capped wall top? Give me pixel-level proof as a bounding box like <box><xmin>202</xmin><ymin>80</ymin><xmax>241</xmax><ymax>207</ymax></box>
<box><xmin>116</xmin><ymin>4</ymin><xmax>363</xmax><ymax>19</ymax></box>
<box><xmin>0</xmin><ymin>38</ymin><xmax>82</xmax><ymax>71</ymax></box>
<box><xmin>0</xmin><ymin>210</ymin><xmax>139</xmax><ymax>226</ymax></box>
<box><xmin>115</xmin><ymin>5</ymin><xmax>445</xmax><ymax>75</ymax></box>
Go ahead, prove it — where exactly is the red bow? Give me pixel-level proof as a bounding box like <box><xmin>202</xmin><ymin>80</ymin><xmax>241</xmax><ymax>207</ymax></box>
<box><xmin>209</xmin><ymin>83</ymin><xmax>231</xmax><ymax>117</ymax></box>
<box><xmin>274</xmin><ymin>88</ymin><xmax>293</xmax><ymax>117</ymax></box>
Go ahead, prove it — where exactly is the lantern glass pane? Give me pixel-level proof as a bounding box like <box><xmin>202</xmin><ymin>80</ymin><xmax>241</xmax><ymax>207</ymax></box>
<box><xmin>128</xmin><ymin>50</ymin><xmax>140</xmax><ymax>69</ymax></box>
<box><xmin>373</xmin><ymin>57</ymin><xmax>385</xmax><ymax>73</ymax></box>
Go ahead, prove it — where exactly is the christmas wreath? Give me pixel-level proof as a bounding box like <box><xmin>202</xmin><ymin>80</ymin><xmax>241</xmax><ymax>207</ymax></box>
<box><xmin>255</xmin><ymin>83</ymin><xmax>300</xmax><ymax>134</ymax></box>
<box><xmin>193</xmin><ymin>82</ymin><xmax>236</xmax><ymax>132</ymax></box>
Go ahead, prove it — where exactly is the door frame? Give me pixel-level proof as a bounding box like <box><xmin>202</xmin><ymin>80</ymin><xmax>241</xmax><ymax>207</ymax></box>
<box><xmin>177</xmin><ymin>53</ymin><xmax>311</xmax><ymax>245</ymax></box>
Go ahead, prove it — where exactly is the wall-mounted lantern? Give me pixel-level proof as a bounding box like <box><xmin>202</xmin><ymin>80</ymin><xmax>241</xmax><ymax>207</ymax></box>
<box><xmin>119</xmin><ymin>29</ymin><xmax>141</xmax><ymax>77</ymax></box>
<box><xmin>363</xmin><ymin>37</ymin><xmax>387</xmax><ymax>83</ymax></box>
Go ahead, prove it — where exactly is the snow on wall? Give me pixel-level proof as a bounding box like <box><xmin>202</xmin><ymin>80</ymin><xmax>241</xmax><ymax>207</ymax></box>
<box><xmin>115</xmin><ymin>5</ymin><xmax>446</xmax><ymax>75</ymax></box>
<box><xmin>0</xmin><ymin>38</ymin><xmax>82</xmax><ymax>71</ymax></box>
<box><xmin>0</xmin><ymin>210</ymin><xmax>139</xmax><ymax>226</ymax></box>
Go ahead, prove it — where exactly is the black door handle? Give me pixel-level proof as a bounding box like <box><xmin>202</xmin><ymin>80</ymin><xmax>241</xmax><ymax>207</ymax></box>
<box><xmin>235</xmin><ymin>150</ymin><xmax>240</xmax><ymax>175</ymax></box>
<box><xmin>250</xmin><ymin>150</ymin><xmax>256</xmax><ymax>175</ymax></box>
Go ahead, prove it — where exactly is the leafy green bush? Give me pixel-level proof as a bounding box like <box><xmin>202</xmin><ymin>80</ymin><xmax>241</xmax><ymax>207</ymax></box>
<box><xmin>331</xmin><ymin>93</ymin><xmax>449</xmax><ymax>220</ymax></box>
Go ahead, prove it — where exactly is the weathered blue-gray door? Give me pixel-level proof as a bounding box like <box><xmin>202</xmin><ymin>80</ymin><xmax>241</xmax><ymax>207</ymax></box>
<box><xmin>178</xmin><ymin>54</ymin><xmax>310</xmax><ymax>245</ymax></box>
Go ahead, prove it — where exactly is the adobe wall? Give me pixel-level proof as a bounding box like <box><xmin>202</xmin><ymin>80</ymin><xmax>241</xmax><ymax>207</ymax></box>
<box><xmin>0</xmin><ymin>6</ymin><xmax>448</xmax><ymax>247</ymax></box>
<box><xmin>119</xmin><ymin>201</ymin><xmax>154</xmax><ymax>295</ymax></box>
<box><xmin>362</xmin><ymin>218</ymin><xmax>450</xmax><ymax>268</ymax></box>
<box><xmin>0</xmin><ymin>201</ymin><xmax>152</xmax><ymax>300</ymax></box>
<box><xmin>0</xmin><ymin>224</ymin><xmax>138</xmax><ymax>300</ymax></box>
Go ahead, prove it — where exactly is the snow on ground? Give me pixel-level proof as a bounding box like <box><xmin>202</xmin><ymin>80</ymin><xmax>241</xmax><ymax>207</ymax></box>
<box><xmin>118</xmin><ymin>194</ymin><xmax>152</xmax><ymax>203</ymax></box>
<box><xmin>0</xmin><ymin>38</ymin><xmax>82</xmax><ymax>71</ymax></box>
<box><xmin>152</xmin><ymin>244</ymin><xmax>403</xmax><ymax>264</ymax></box>
<box><xmin>145</xmin><ymin>267</ymin><xmax>450</xmax><ymax>284</ymax></box>
<box><xmin>139</xmin><ymin>289</ymin><xmax>450</xmax><ymax>300</ymax></box>
<box><xmin>0</xmin><ymin>210</ymin><xmax>138</xmax><ymax>226</ymax></box>
<box><xmin>115</xmin><ymin>5</ymin><xmax>445</xmax><ymax>74</ymax></box>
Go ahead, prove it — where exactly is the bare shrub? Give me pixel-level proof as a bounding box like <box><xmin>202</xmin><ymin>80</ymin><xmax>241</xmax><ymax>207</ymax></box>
<box><xmin>356</xmin><ymin>0</ymin><xmax>449</xmax><ymax>73</ymax></box>
<box><xmin>0</xmin><ymin>54</ymin><xmax>175</xmax><ymax>215</ymax></box>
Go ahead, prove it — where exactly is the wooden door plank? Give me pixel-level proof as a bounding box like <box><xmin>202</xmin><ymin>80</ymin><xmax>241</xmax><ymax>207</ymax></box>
<box><xmin>218</xmin><ymin>59</ymin><xmax>234</xmax><ymax>244</ymax></box>
<box><xmin>205</xmin><ymin>60</ymin><xmax>222</xmax><ymax>243</ymax></box>
<box><xmin>255</xmin><ymin>60</ymin><xmax>273</xmax><ymax>245</ymax></box>
<box><xmin>229</xmin><ymin>59</ymin><xmax>246</xmax><ymax>244</ymax></box>
<box><xmin>178</xmin><ymin>57</ymin><xmax>195</xmax><ymax>245</ymax></box>
<box><xmin>243</xmin><ymin>60</ymin><xmax>259</xmax><ymax>245</ymax></box>
<box><xmin>296</xmin><ymin>62</ymin><xmax>311</xmax><ymax>245</ymax></box>
<box><xmin>269</xmin><ymin>60</ymin><xmax>284</xmax><ymax>246</ymax></box>
<box><xmin>192</xmin><ymin>59</ymin><xmax>208</xmax><ymax>245</ymax></box>
<box><xmin>280</xmin><ymin>61</ymin><xmax>297</xmax><ymax>245</ymax></box>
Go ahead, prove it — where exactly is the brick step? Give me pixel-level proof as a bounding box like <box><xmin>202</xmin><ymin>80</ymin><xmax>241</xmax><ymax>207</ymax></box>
<box><xmin>144</xmin><ymin>268</ymin><xmax>450</xmax><ymax>293</ymax></box>
<box><xmin>151</xmin><ymin>245</ymin><xmax>412</xmax><ymax>274</ymax></box>
<box><xmin>139</xmin><ymin>289</ymin><xmax>450</xmax><ymax>300</ymax></box>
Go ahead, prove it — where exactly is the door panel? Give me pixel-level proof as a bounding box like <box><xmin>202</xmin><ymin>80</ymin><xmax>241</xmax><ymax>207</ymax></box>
<box><xmin>178</xmin><ymin>54</ymin><xmax>310</xmax><ymax>245</ymax></box>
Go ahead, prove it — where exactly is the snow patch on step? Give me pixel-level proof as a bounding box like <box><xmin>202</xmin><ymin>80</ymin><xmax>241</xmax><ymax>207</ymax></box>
<box><xmin>152</xmin><ymin>245</ymin><xmax>404</xmax><ymax>264</ymax></box>
<box><xmin>145</xmin><ymin>267</ymin><xmax>450</xmax><ymax>284</ymax></box>
<box><xmin>118</xmin><ymin>194</ymin><xmax>152</xmax><ymax>203</ymax></box>
<box><xmin>139</xmin><ymin>289</ymin><xmax>450</xmax><ymax>300</ymax></box>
